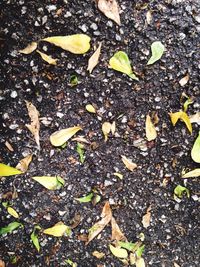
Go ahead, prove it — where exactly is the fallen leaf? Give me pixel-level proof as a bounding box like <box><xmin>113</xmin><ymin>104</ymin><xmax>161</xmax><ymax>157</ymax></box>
<box><xmin>42</xmin><ymin>34</ymin><xmax>91</xmax><ymax>54</ymax></box>
<box><xmin>169</xmin><ymin>111</ymin><xmax>192</xmax><ymax>134</ymax></box>
<box><xmin>25</xmin><ymin>101</ymin><xmax>40</xmax><ymax>148</ymax></box>
<box><xmin>86</xmin><ymin>201</ymin><xmax>112</xmax><ymax>244</ymax></box>
<box><xmin>142</xmin><ymin>206</ymin><xmax>151</xmax><ymax>228</ymax></box>
<box><xmin>111</xmin><ymin>217</ymin><xmax>126</xmax><ymax>241</ymax></box>
<box><xmin>92</xmin><ymin>251</ymin><xmax>105</xmax><ymax>259</ymax></box>
<box><xmin>50</xmin><ymin>126</ymin><xmax>82</xmax><ymax>147</ymax></box>
<box><xmin>121</xmin><ymin>155</ymin><xmax>137</xmax><ymax>172</ymax></box>
<box><xmin>145</xmin><ymin>115</ymin><xmax>157</xmax><ymax>141</ymax></box>
<box><xmin>7</xmin><ymin>207</ymin><xmax>19</xmax><ymax>218</ymax></box>
<box><xmin>118</xmin><ymin>241</ymin><xmax>141</xmax><ymax>252</ymax></box>
<box><xmin>32</xmin><ymin>176</ymin><xmax>64</xmax><ymax>190</ymax></box>
<box><xmin>0</xmin><ymin>222</ymin><xmax>22</xmax><ymax>235</ymax></box>
<box><xmin>76</xmin><ymin>143</ymin><xmax>85</xmax><ymax>163</ymax></box>
<box><xmin>86</xmin><ymin>104</ymin><xmax>96</xmax><ymax>113</ymax></box>
<box><xmin>87</xmin><ymin>43</ymin><xmax>102</xmax><ymax>73</ymax></box>
<box><xmin>189</xmin><ymin>112</ymin><xmax>200</xmax><ymax>124</ymax></box>
<box><xmin>65</xmin><ymin>259</ymin><xmax>77</xmax><ymax>267</ymax></box>
<box><xmin>174</xmin><ymin>185</ymin><xmax>190</xmax><ymax>199</ymax></box>
<box><xmin>75</xmin><ymin>192</ymin><xmax>93</xmax><ymax>203</ymax></box>
<box><xmin>97</xmin><ymin>0</ymin><xmax>121</xmax><ymax>25</ymax></box>
<box><xmin>31</xmin><ymin>226</ymin><xmax>41</xmax><ymax>252</ymax></box>
<box><xmin>182</xmin><ymin>168</ymin><xmax>200</xmax><ymax>178</ymax></box>
<box><xmin>16</xmin><ymin>154</ymin><xmax>33</xmax><ymax>173</ymax></box>
<box><xmin>36</xmin><ymin>50</ymin><xmax>57</xmax><ymax>65</ymax></box>
<box><xmin>102</xmin><ymin>122</ymin><xmax>112</xmax><ymax>141</ymax></box>
<box><xmin>136</xmin><ymin>257</ymin><xmax>146</xmax><ymax>267</ymax></box>
<box><xmin>109</xmin><ymin>51</ymin><xmax>138</xmax><ymax>80</ymax></box>
<box><xmin>5</xmin><ymin>141</ymin><xmax>14</xmax><ymax>152</ymax></box>
<box><xmin>0</xmin><ymin>163</ymin><xmax>22</xmax><ymax>177</ymax></box>
<box><xmin>191</xmin><ymin>131</ymin><xmax>200</xmax><ymax>163</ymax></box>
<box><xmin>109</xmin><ymin>244</ymin><xmax>128</xmax><ymax>259</ymax></box>
<box><xmin>179</xmin><ymin>74</ymin><xmax>189</xmax><ymax>87</ymax></box>
<box><xmin>130</xmin><ymin>253</ymin><xmax>136</xmax><ymax>265</ymax></box>
<box><xmin>19</xmin><ymin>42</ymin><xmax>37</xmax><ymax>54</ymax></box>
<box><xmin>173</xmin><ymin>263</ymin><xmax>180</xmax><ymax>267</ymax></box>
<box><xmin>0</xmin><ymin>260</ymin><xmax>5</xmax><ymax>267</ymax></box>
<box><xmin>147</xmin><ymin>41</ymin><xmax>165</xmax><ymax>65</ymax></box>
<box><xmin>111</xmin><ymin>121</ymin><xmax>116</xmax><ymax>135</ymax></box>
<box><xmin>43</xmin><ymin>222</ymin><xmax>71</xmax><ymax>237</ymax></box>
<box><xmin>72</xmin><ymin>136</ymin><xmax>91</xmax><ymax>144</ymax></box>
<box><xmin>113</xmin><ymin>172</ymin><xmax>123</xmax><ymax>179</ymax></box>
<box><xmin>146</xmin><ymin>10</ymin><xmax>152</xmax><ymax>25</ymax></box>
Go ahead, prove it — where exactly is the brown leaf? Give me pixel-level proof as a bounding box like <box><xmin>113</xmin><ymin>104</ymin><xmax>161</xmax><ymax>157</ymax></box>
<box><xmin>19</xmin><ymin>42</ymin><xmax>37</xmax><ymax>54</ymax></box>
<box><xmin>121</xmin><ymin>155</ymin><xmax>137</xmax><ymax>172</ymax></box>
<box><xmin>111</xmin><ymin>217</ymin><xmax>126</xmax><ymax>241</ymax></box>
<box><xmin>145</xmin><ymin>114</ymin><xmax>157</xmax><ymax>141</ymax></box>
<box><xmin>97</xmin><ymin>0</ymin><xmax>121</xmax><ymax>25</ymax></box>
<box><xmin>92</xmin><ymin>251</ymin><xmax>105</xmax><ymax>259</ymax></box>
<box><xmin>87</xmin><ymin>43</ymin><xmax>102</xmax><ymax>73</ymax></box>
<box><xmin>179</xmin><ymin>74</ymin><xmax>189</xmax><ymax>87</ymax></box>
<box><xmin>142</xmin><ymin>206</ymin><xmax>151</xmax><ymax>228</ymax></box>
<box><xmin>146</xmin><ymin>10</ymin><xmax>152</xmax><ymax>25</ymax></box>
<box><xmin>102</xmin><ymin>122</ymin><xmax>112</xmax><ymax>142</ymax></box>
<box><xmin>16</xmin><ymin>154</ymin><xmax>33</xmax><ymax>173</ymax></box>
<box><xmin>0</xmin><ymin>260</ymin><xmax>5</xmax><ymax>267</ymax></box>
<box><xmin>25</xmin><ymin>101</ymin><xmax>40</xmax><ymax>149</ymax></box>
<box><xmin>86</xmin><ymin>201</ymin><xmax>112</xmax><ymax>244</ymax></box>
<box><xmin>5</xmin><ymin>141</ymin><xmax>14</xmax><ymax>152</ymax></box>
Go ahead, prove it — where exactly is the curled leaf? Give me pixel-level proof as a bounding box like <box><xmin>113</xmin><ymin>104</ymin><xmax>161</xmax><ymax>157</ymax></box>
<box><xmin>109</xmin><ymin>244</ymin><xmax>128</xmax><ymax>259</ymax></box>
<box><xmin>169</xmin><ymin>111</ymin><xmax>192</xmax><ymax>134</ymax></box>
<box><xmin>31</xmin><ymin>226</ymin><xmax>41</xmax><ymax>252</ymax></box>
<box><xmin>0</xmin><ymin>222</ymin><xmax>22</xmax><ymax>235</ymax></box>
<box><xmin>97</xmin><ymin>0</ymin><xmax>121</xmax><ymax>25</ymax></box>
<box><xmin>19</xmin><ymin>42</ymin><xmax>37</xmax><ymax>54</ymax></box>
<box><xmin>36</xmin><ymin>50</ymin><xmax>57</xmax><ymax>65</ymax></box>
<box><xmin>145</xmin><ymin>115</ymin><xmax>157</xmax><ymax>141</ymax></box>
<box><xmin>102</xmin><ymin>122</ymin><xmax>112</xmax><ymax>142</ymax></box>
<box><xmin>182</xmin><ymin>169</ymin><xmax>200</xmax><ymax>178</ymax></box>
<box><xmin>191</xmin><ymin>132</ymin><xmax>200</xmax><ymax>163</ymax></box>
<box><xmin>0</xmin><ymin>163</ymin><xmax>22</xmax><ymax>177</ymax></box>
<box><xmin>174</xmin><ymin>185</ymin><xmax>190</xmax><ymax>199</ymax></box>
<box><xmin>87</xmin><ymin>43</ymin><xmax>102</xmax><ymax>73</ymax></box>
<box><xmin>42</xmin><ymin>34</ymin><xmax>91</xmax><ymax>54</ymax></box>
<box><xmin>86</xmin><ymin>104</ymin><xmax>96</xmax><ymax>113</ymax></box>
<box><xmin>75</xmin><ymin>193</ymin><xmax>93</xmax><ymax>203</ymax></box>
<box><xmin>147</xmin><ymin>41</ymin><xmax>165</xmax><ymax>65</ymax></box>
<box><xmin>50</xmin><ymin>126</ymin><xmax>82</xmax><ymax>147</ymax></box>
<box><xmin>7</xmin><ymin>207</ymin><xmax>19</xmax><ymax>218</ymax></box>
<box><xmin>113</xmin><ymin>172</ymin><xmax>123</xmax><ymax>179</ymax></box>
<box><xmin>16</xmin><ymin>154</ymin><xmax>33</xmax><ymax>173</ymax></box>
<box><xmin>121</xmin><ymin>155</ymin><xmax>137</xmax><ymax>172</ymax></box>
<box><xmin>43</xmin><ymin>222</ymin><xmax>71</xmax><ymax>237</ymax></box>
<box><xmin>76</xmin><ymin>143</ymin><xmax>85</xmax><ymax>163</ymax></box>
<box><xmin>109</xmin><ymin>51</ymin><xmax>138</xmax><ymax>80</ymax></box>
<box><xmin>70</xmin><ymin>75</ymin><xmax>78</xmax><ymax>86</ymax></box>
<box><xmin>32</xmin><ymin>176</ymin><xmax>64</xmax><ymax>190</ymax></box>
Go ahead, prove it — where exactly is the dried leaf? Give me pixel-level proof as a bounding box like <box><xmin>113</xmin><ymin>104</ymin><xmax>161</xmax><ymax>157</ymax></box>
<box><xmin>182</xmin><ymin>169</ymin><xmax>200</xmax><ymax>178</ymax></box>
<box><xmin>191</xmin><ymin>131</ymin><xmax>200</xmax><ymax>163</ymax></box>
<box><xmin>42</xmin><ymin>34</ymin><xmax>91</xmax><ymax>54</ymax></box>
<box><xmin>86</xmin><ymin>201</ymin><xmax>112</xmax><ymax>244</ymax></box>
<box><xmin>0</xmin><ymin>222</ymin><xmax>22</xmax><ymax>235</ymax></box>
<box><xmin>16</xmin><ymin>154</ymin><xmax>33</xmax><ymax>173</ymax></box>
<box><xmin>111</xmin><ymin>217</ymin><xmax>126</xmax><ymax>241</ymax></box>
<box><xmin>25</xmin><ymin>101</ymin><xmax>40</xmax><ymax>148</ymax></box>
<box><xmin>145</xmin><ymin>115</ymin><xmax>157</xmax><ymax>141</ymax></box>
<box><xmin>174</xmin><ymin>185</ymin><xmax>190</xmax><ymax>199</ymax></box>
<box><xmin>43</xmin><ymin>222</ymin><xmax>71</xmax><ymax>237</ymax></box>
<box><xmin>142</xmin><ymin>206</ymin><xmax>151</xmax><ymax>228</ymax></box>
<box><xmin>169</xmin><ymin>111</ymin><xmax>192</xmax><ymax>134</ymax></box>
<box><xmin>72</xmin><ymin>136</ymin><xmax>91</xmax><ymax>144</ymax></box>
<box><xmin>113</xmin><ymin>172</ymin><xmax>123</xmax><ymax>179</ymax></box>
<box><xmin>136</xmin><ymin>257</ymin><xmax>146</xmax><ymax>267</ymax></box>
<box><xmin>109</xmin><ymin>244</ymin><xmax>128</xmax><ymax>259</ymax></box>
<box><xmin>146</xmin><ymin>10</ymin><xmax>152</xmax><ymax>25</ymax></box>
<box><xmin>50</xmin><ymin>126</ymin><xmax>82</xmax><ymax>147</ymax></box>
<box><xmin>87</xmin><ymin>43</ymin><xmax>102</xmax><ymax>73</ymax></box>
<box><xmin>111</xmin><ymin>121</ymin><xmax>116</xmax><ymax>135</ymax></box>
<box><xmin>0</xmin><ymin>163</ymin><xmax>22</xmax><ymax>177</ymax></box>
<box><xmin>179</xmin><ymin>74</ymin><xmax>189</xmax><ymax>87</ymax></box>
<box><xmin>147</xmin><ymin>41</ymin><xmax>165</xmax><ymax>65</ymax></box>
<box><xmin>121</xmin><ymin>155</ymin><xmax>137</xmax><ymax>172</ymax></box>
<box><xmin>36</xmin><ymin>50</ymin><xmax>57</xmax><ymax>65</ymax></box>
<box><xmin>75</xmin><ymin>193</ymin><xmax>93</xmax><ymax>203</ymax></box>
<box><xmin>109</xmin><ymin>51</ymin><xmax>138</xmax><ymax>80</ymax></box>
<box><xmin>7</xmin><ymin>207</ymin><xmax>19</xmax><ymax>218</ymax></box>
<box><xmin>19</xmin><ymin>42</ymin><xmax>37</xmax><ymax>54</ymax></box>
<box><xmin>0</xmin><ymin>260</ymin><xmax>5</xmax><ymax>267</ymax></box>
<box><xmin>32</xmin><ymin>176</ymin><xmax>64</xmax><ymax>190</ymax></box>
<box><xmin>173</xmin><ymin>263</ymin><xmax>180</xmax><ymax>267</ymax></box>
<box><xmin>189</xmin><ymin>112</ymin><xmax>200</xmax><ymax>124</ymax></box>
<box><xmin>86</xmin><ymin>104</ymin><xmax>96</xmax><ymax>113</ymax></box>
<box><xmin>92</xmin><ymin>251</ymin><xmax>105</xmax><ymax>259</ymax></box>
<box><xmin>102</xmin><ymin>122</ymin><xmax>112</xmax><ymax>142</ymax></box>
<box><xmin>97</xmin><ymin>0</ymin><xmax>121</xmax><ymax>25</ymax></box>
<box><xmin>5</xmin><ymin>141</ymin><xmax>14</xmax><ymax>152</ymax></box>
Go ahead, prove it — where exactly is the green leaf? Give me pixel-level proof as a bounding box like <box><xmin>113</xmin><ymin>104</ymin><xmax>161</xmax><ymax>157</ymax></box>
<box><xmin>118</xmin><ymin>241</ymin><xmax>137</xmax><ymax>251</ymax></box>
<box><xmin>174</xmin><ymin>185</ymin><xmax>190</xmax><ymax>199</ymax></box>
<box><xmin>0</xmin><ymin>163</ymin><xmax>22</xmax><ymax>177</ymax></box>
<box><xmin>183</xmin><ymin>98</ymin><xmax>193</xmax><ymax>112</ymax></box>
<box><xmin>0</xmin><ymin>222</ymin><xmax>22</xmax><ymax>235</ymax></box>
<box><xmin>136</xmin><ymin>245</ymin><xmax>145</xmax><ymax>258</ymax></box>
<box><xmin>65</xmin><ymin>259</ymin><xmax>77</xmax><ymax>267</ymax></box>
<box><xmin>191</xmin><ymin>132</ymin><xmax>200</xmax><ymax>163</ymax></box>
<box><xmin>70</xmin><ymin>75</ymin><xmax>78</xmax><ymax>87</ymax></box>
<box><xmin>147</xmin><ymin>41</ymin><xmax>165</xmax><ymax>65</ymax></box>
<box><xmin>32</xmin><ymin>176</ymin><xmax>65</xmax><ymax>190</ymax></box>
<box><xmin>75</xmin><ymin>192</ymin><xmax>93</xmax><ymax>203</ymax></box>
<box><xmin>31</xmin><ymin>226</ymin><xmax>41</xmax><ymax>252</ymax></box>
<box><xmin>76</xmin><ymin>143</ymin><xmax>85</xmax><ymax>163</ymax></box>
<box><xmin>109</xmin><ymin>51</ymin><xmax>138</xmax><ymax>80</ymax></box>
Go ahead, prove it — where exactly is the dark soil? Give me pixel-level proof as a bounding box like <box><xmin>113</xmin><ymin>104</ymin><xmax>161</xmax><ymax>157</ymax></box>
<box><xmin>0</xmin><ymin>0</ymin><xmax>200</xmax><ymax>266</ymax></box>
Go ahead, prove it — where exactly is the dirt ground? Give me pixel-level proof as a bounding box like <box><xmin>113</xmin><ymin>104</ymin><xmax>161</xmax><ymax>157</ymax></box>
<box><xmin>0</xmin><ymin>0</ymin><xmax>200</xmax><ymax>266</ymax></box>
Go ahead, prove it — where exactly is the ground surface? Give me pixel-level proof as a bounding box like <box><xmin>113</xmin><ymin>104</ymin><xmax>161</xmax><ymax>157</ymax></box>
<box><xmin>0</xmin><ymin>0</ymin><xmax>200</xmax><ymax>266</ymax></box>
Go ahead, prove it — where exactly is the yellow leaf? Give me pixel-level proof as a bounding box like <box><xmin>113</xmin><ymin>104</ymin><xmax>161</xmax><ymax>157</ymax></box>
<box><xmin>169</xmin><ymin>111</ymin><xmax>182</xmax><ymax>126</ymax></box>
<box><xmin>97</xmin><ymin>0</ymin><xmax>121</xmax><ymax>25</ymax></box>
<box><xmin>179</xmin><ymin>74</ymin><xmax>189</xmax><ymax>87</ymax></box>
<box><xmin>136</xmin><ymin>257</ymin><xmax>146</xmax><ymax>267</ymax></box>
<box><xmin>0</xmin><ymin>163</ymin><xmax>22</xmax><ymax>177</ymax></box>
<box><xmin>86</xmin><ymin>104</ymin><xmax>96</xmax><ymax>113</ymax></box>
<box><xmin>16</xmin><ymin>154</ymin><xmax>33</xmax><ymax>173</ymax></box>
<box><xmin>32</xmin><ymin>176</ymin><xmax>64</xmax><ymax>190</ymax></box>
<box><xmin>19</xmin><ymin>42</ymin><xmax>37</xmax><ymax>54</ymax></box>
<box><xmin>169</xmin><ymin>111</ymin><xmax>192</xmax><ymax>134</ymax></box>
<box><xmin>92</xmin><ymin>251</ymin><xmax>105</xmax><ymax>259</ymax></box>
<box><xmin>102</xmin><ymin>122</ymin><xmax>111</xmax><ymax>142</ymax></box>
<box><xmin>50</xmin><ymin>126</ymin><xmax>82</xmax><ymax>147</ymax></box>
<box><xmin>145</xmin><ymin>115</ymin><xmax>157</xmax><ymax>141</ymax></box>
<box><xmin>121</xmin><ymin>155</ymin><xmax>137</xmax><ymax>172</ymax></box>
<box><xmin>87</xmin><ymin>43</ymin><xmax>102</xmax><ymax>73</ymax></box>
<box><xmin>7</xmin><ymin>207</ymin><xmax>19</xmax><ymax>218</ymax></box>
<box><xmin>182</xmin><ymin>168</ymin><xmax>200</xmax><ymax>178</ymax></box>
<box><xmin>142</xmin><ymin>206</ymin><xmax>151</xmax><ymax>228</ymax></box>
<box><xmin>109</xmin><ymin>244</ymin><xmax>128</xmax><ymax>259</ymax></box>
<box><xmin>43</xmin><ymin>222</ymin><xmax>70</xmax><ymax>237</ymax></box>
<box><xmin>191</xmin><ymin>131</ymin><xmax>200</xmax><ymax>163</ymax></box>
<box><xmin>111</xmin><ymin>121</ymin><xmax>116</xmax><ymax>135</ymax></box>
<box><xmin>113</xmin><ymin>172</ymin><xmax>123</xmax><ymax>179</ymax></box>
<box><xmin>25</xmin><ymin>101</ymin><xmax>40</xmax><ymax>148</ymax></box>
<box><xmin>36</xmin><ymin>50</ymin><xmax>57</xmax><ymax>65</ymax></box>
<box><xmin>42</xmin><ymin>34</ymin><xmax>91</xmax><ymax>54</ymax></box>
